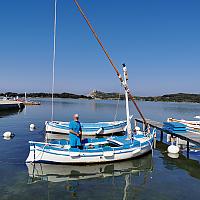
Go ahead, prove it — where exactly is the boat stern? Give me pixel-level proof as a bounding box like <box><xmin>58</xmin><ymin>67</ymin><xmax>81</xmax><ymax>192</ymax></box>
<box><xmin>26</xmin><ymin>142</ymin><xmax>36</xmax><ymax>163</ymax></box>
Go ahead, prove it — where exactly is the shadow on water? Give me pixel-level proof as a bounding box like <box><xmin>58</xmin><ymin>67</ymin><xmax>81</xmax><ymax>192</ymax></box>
<box><xmin>0</xmin><ymin>107</ymin><xmax>24</xmax><ymax>118</ymax></box>
<box><xmin>156</xmin><ymin>142</ymin><xmax>200</xmax><ymax>180</ymax></box>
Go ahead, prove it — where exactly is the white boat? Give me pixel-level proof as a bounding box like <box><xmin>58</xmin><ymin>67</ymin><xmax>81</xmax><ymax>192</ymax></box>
<box><xmin>0</xmin><ymin>99</ymin><xmax>24</xmax><ymax>111</ymax></box>
<box><xmin>26</xmin><ymin>64</ymin><xmax>155</xmax><ymax>164</ymax></box>
<box><xmin>45</xmin><ymin>120</ymin><xmax>128</xmax><ymax>136</ymax></box>
<box><xmin>26</xmin><ymin>0</ymin><xmax>155</xmax><ymax>164</ymax></box>
<box><xmin>26</xmin><ymin>132</ymin><xmax>155</xmax><ymax>164</ymax></box>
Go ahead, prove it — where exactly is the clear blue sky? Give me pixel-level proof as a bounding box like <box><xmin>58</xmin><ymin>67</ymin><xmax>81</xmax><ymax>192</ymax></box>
<box><xmin>0</xmin><ymin>0</ymin><xmax>199</xmax><ymax>96</ymax></box>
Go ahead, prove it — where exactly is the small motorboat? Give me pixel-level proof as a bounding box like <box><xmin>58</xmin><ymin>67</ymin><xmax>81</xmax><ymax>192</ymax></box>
<box><xmin>45</xmin><ymin>120</ymin><xmax>128</xmax><ymax>136</ymax></box>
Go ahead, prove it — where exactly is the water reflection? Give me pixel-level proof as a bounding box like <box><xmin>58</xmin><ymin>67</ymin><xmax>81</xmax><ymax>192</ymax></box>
<box><xmin>26</xmin><ymin>154</ymin><xmax>153</xmax><ymax>199</ymax></box>
<box><xmin>0</xmin><ymin>107</ymin><xmax>24</xmax><ymax>118</ymax></box>
<box><xmin>157</xmin><ymin>142</ymin><xmax>200</xmax><ymax>180</ymax></box>
<box><xmin>27</xmin><ymin>154</ymin><xmax>153</xmax><ymax>183</ymax></box>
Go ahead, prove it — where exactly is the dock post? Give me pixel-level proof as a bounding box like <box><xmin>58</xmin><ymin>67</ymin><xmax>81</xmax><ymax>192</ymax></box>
<box><xmin>187</xmin><ymin>141</ymin><xmax>190</xmax><ymax>159</ymax></box>
<box><xmin>160</xmin><ymin>131</ymin><xmax>163</xmax><ymax>142</ymax></box>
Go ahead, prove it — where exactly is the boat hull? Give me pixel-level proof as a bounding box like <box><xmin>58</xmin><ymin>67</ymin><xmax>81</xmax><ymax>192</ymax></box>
<box><xmin>45</xmin><ymin>120</ymin><xmax>127</xmax><ymax>136</ymax></box>
<box><xmin>26</xmin><ymin>135</ymin><xmax>154</xmax><ymax>164</ymax></box>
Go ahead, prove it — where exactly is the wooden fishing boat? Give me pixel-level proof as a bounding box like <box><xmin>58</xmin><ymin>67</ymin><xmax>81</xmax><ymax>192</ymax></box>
<box><xmin>26</xmin><ymin>133</ymin><xmax>155</xmax><ymax>164</ymax></box>
<box><xmin>45</xmin><ymin>120</ymin><xmax>128</xmax><ymax>136</ymax></box>
<box><xmin>26</xmin><ymin>0</ymin><xmax>154</xmax><ymax>164</ymax></box>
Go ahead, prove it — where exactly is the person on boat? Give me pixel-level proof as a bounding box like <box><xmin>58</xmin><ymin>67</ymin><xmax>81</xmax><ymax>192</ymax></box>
<box><xmin>69</xmin><ymin>114</ymin><xmax>82</xmax><ymax>148</ymax></box>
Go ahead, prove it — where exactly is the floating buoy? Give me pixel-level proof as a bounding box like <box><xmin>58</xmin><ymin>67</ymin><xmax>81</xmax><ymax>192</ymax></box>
<box><xmin>167</xmin><ymin>144</ymin><xmax>180</xmax><ymax>154</ymax></box>
<box><xmin>30</xmin><ymin>124</ymin><xmax>36</xmax><ymax>131</ymax></box>
<box><xmin>168</xmin><ymin>153</ymin><xmax>179</xmax><ymax>159</ymax></box>
<box><xmin>3</xmin><ymin>131</ymin><xmax>14</xmax><ymax>139</ymax></box>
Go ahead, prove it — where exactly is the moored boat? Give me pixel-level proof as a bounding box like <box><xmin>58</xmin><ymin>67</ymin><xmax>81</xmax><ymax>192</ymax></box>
<box><xmin>45</xmin><ymin>120</ymin><xmax>127</xmax><ymax>136</ymax></box>
<box><xmin>26</xmin><ymin>132</ymin><xmax>155</xmax><ymax>164</ymax></box>
<box><xmin>0</xmin><ymin>99</ymin><xmax>24</xmax><ymax>111</ymax></box>
<box><xmin>26</xmin><ymin>0</ymin><xmax>155</xmax><ymax>165</ymax></box>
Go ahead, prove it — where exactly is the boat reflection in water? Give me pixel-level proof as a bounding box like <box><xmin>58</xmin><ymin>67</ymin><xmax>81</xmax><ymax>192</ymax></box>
<box><xmin>0</xmin><ymin>107</ymin><xmax>24</xmax><ymax>118</ymax></box>
<box><xmin>27</xmin><ymin>154</ymin><xmax>153</xmax><ymax>199</ymax></box>
<box><xmin>27</xmin><ymin>153</ymin><xmax>153</xmax><ymax>183</ymax></box>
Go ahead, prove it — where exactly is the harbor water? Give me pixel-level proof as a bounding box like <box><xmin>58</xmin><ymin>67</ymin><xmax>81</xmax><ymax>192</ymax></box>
<box><xmin>0</xmin><ymin>98</ymin><xmax>199</xmax><ymax>199</ymax></box>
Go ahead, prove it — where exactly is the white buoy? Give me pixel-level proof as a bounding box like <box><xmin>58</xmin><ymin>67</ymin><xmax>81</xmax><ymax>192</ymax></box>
<box><xmin>3</xmin><ymin>131</ymin><xmax>12</xmax><ymax>137</ymax></box>
<box><xmin>30</xmin><ymin>124</ymin><xmax>36</xmax><ymax>131</ymax></box>
<box><xmin>167</xmin><ymin>144</ymin><xmax>180</xmax><ymax>154</ymax></box>
<box><xmin>3</xmin><ymin>131</ymin><xmax>14</xmax><ymax>139</ymax></box>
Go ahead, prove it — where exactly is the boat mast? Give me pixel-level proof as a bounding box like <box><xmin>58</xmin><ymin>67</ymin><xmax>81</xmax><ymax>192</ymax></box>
<box><xmin>25</xmin><ymin>92</ymin><xmax>27</xmax><ymax>102</ymax></box>
<box><xmin>73</xmin><ymin>0</ymin><xmax>147</xmax><ymax>128</ymax></box>
<box><xmin>123</xmin><ymin>64</ymin><xmax>132</xmax><ymax>139</ymax></box>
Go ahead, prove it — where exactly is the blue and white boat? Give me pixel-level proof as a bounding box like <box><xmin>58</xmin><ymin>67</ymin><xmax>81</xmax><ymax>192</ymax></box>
<box><xmin>26</xmin><ymin>133</ymin><xmax>154</xmax><ymax>164</ymax></box>
<box><xmin>45</xmin><ymin>119</ymin><xmax>128</xmax><ymax>136</ymax></box>
<box><xmin>26</xmin><ymin>66</ymin><xmax>155</xmax><ymax>164</ymax></box>
<box><xmin>26</xmin><ymin>1</ymin><xmax>155</xmax><ymax>164</ymax></box>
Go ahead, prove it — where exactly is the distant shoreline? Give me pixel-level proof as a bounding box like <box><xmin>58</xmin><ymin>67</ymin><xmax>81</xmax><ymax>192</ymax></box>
<box><xmin>1</xmin><ymin>91</ymin><xmax>200</xmax><ymax>104</ymax></box>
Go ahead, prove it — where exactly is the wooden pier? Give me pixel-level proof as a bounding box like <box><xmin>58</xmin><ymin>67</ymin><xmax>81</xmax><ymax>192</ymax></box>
<box><xmin>134</xmin><ymin>118</ymin><xmax>200</xmax><ymax>158</ymax></box>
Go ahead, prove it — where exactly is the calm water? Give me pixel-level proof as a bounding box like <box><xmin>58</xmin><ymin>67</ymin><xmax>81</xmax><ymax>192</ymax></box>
<box><xmin>0</xmin><ymin>98</ymin><xmax>200</xmax><ymax>200</ymax></box>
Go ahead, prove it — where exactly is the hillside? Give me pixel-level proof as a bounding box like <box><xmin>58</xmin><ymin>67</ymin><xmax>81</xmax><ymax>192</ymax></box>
<box><xmin>89</xmin><ymin>91</ymin><xmax>200</xmax><ymax>103</ymax></box>
<box><xmin>1</xmin><ymin>91</ymin><xmax>200</xmax><ymax>103</ymax></box>
<box><xmin>0</xmin><ymin>92</ymin><xmax>91</xmax><ymax>99</ymax></box>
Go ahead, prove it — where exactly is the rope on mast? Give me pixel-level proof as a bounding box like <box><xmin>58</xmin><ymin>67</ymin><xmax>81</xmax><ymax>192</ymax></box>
<box><xmin>51</xmin><ymin>0</ymin><xmax>57</xmax><ymax>121</ymax></box>
<box><xmin>73</xmin><ymin>0</ymin><xmax>147</xmax><ymax>127</ymax></box>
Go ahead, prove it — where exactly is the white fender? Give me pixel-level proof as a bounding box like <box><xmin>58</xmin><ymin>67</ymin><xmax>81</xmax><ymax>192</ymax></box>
<box><xmin>167</xmin><ymin>145</ymin><xmax>180</xmax><ymax>154</ymax></box>
<box><xmin>3</xmin><ymin>131</ymin><xmax>13</xmax><ymax>138</ymax></box>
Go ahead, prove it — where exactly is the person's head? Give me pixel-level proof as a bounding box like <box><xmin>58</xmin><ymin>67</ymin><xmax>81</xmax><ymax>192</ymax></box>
<box><xmin>73</xmin><ymin>114</ymin><xmax>79</xmax><ymax>121</ymax></box>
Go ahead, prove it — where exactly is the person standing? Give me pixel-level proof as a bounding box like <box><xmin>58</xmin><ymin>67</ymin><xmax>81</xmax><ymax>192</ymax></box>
<box><xmin>69</xmin><ymin>114</ymin><xmax>82</xmax><ymax>148</ymax></box>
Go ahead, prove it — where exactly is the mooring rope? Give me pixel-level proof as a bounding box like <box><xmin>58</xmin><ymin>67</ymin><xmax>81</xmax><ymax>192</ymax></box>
<box><xmin>51</xmin><ymin>0</ymin><xmax>57</xmax><ymax>121</ymax></box>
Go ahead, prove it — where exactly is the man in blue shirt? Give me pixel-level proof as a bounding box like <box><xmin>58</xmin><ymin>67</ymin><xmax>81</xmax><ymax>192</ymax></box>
<box><xmin>69</xmin><ymin>114</ymin><xmax>82</xmax><ymax>148</ymax></box>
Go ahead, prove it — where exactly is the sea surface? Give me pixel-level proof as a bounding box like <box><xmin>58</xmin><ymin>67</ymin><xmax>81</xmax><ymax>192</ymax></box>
<box><xmin>0</xmin><ymin>98</ymin><xmax>200</xmax><ymax>200</ymax></box>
